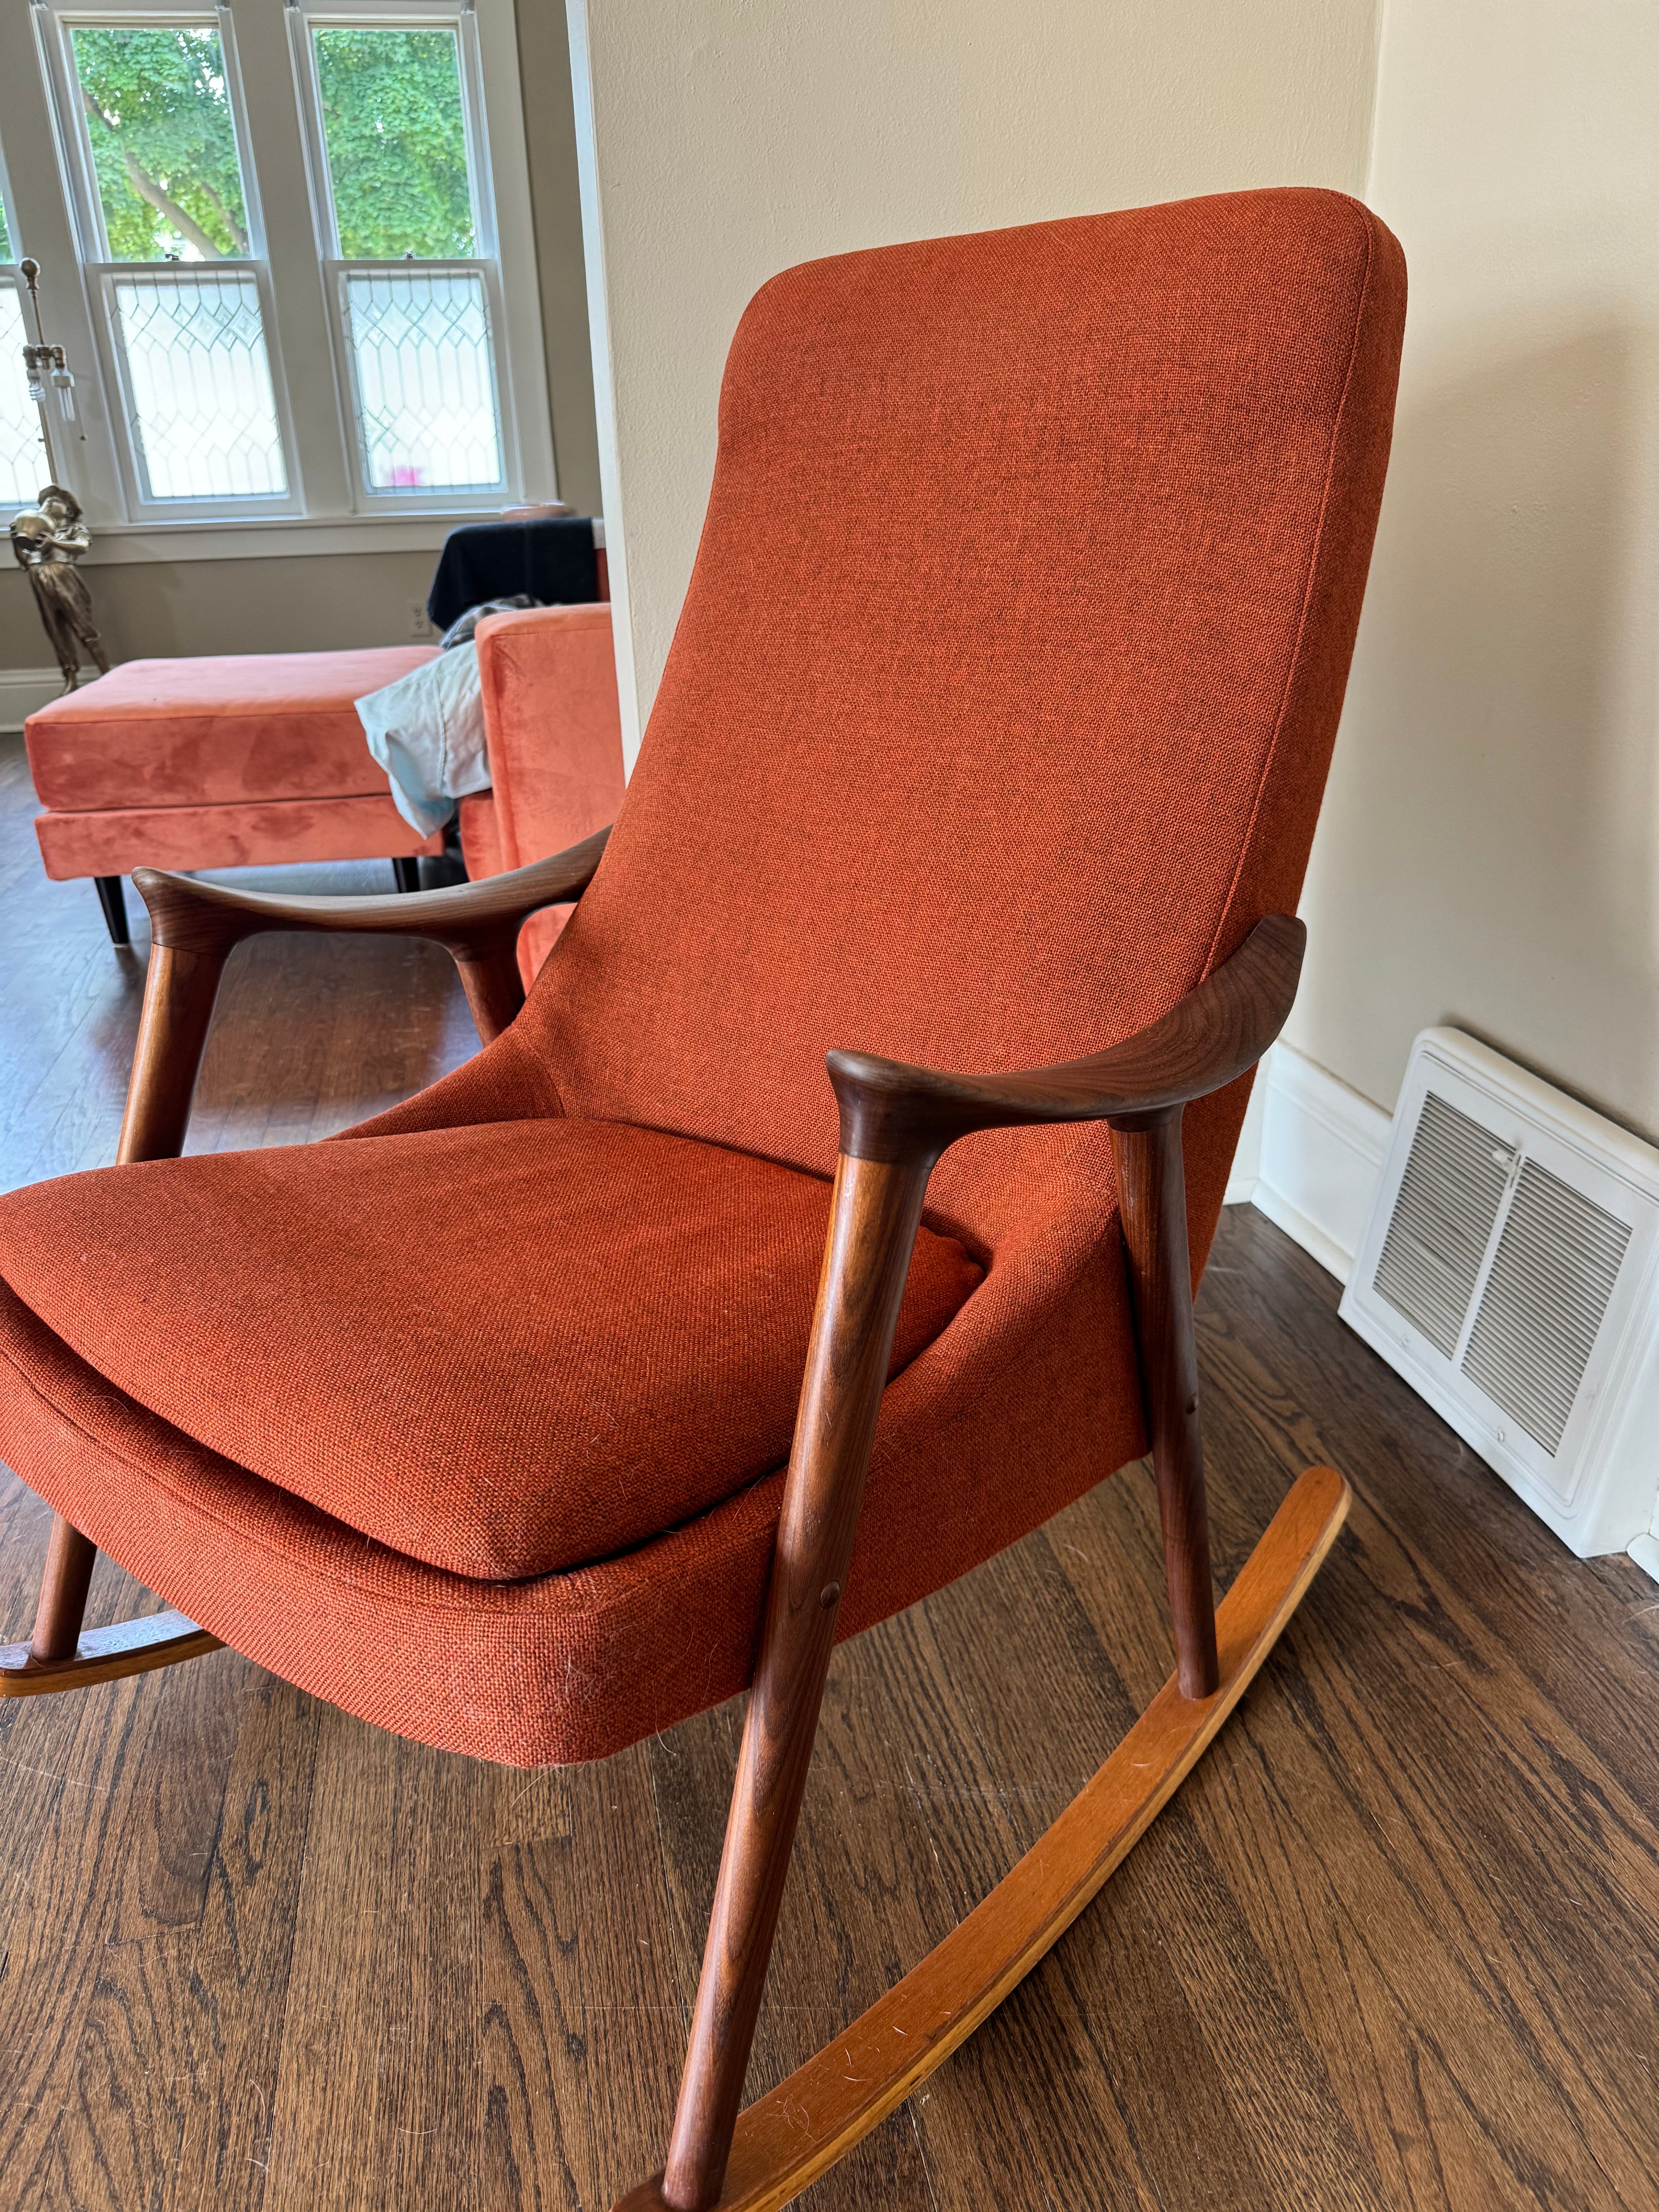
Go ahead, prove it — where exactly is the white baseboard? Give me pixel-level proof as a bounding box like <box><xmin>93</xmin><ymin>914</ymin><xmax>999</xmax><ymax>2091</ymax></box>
<box><xmin>1224</xmin><ymin>1042</ymin><xmax>1393</xmax><ymax>1286</ymax></box>
<box><xmin>1628</xmin><ymin>1532</ymin><xmax>1659</xmax><ymax>1585</ymax></box>
<box><xmin>0</xmin><ymin>667</ymin><xmax>70</xmax><ymax>733</ymax></box>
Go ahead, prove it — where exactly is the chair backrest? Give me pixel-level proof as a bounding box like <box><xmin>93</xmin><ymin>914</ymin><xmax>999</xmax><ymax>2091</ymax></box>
<box><xmin>520</xmin><ymin>188</ymin><xmax>1405</xmax><ymax>1241</ymax></box>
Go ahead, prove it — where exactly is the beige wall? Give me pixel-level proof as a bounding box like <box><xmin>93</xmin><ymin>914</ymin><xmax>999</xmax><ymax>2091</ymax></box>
<box><xmin>1288</xmin><ymin>0</ymin><xmax>1659</xmax><ymax>1138</ymax></box>
<box><xmin>566</xmin><ymin>0</ymin><xmax>1383</xmax><ymax>758</ymax></box>
<box><xmin>0</xmin><ymin>552</ymin><xmax>440</xmax><ymax>668</ymax></box>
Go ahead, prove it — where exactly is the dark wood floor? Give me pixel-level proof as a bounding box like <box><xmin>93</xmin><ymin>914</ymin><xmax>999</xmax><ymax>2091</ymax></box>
<box><xmin>2</xmin><ymin>728</ymin><xmax>1658</xmax><ymax>2211</ymax></box>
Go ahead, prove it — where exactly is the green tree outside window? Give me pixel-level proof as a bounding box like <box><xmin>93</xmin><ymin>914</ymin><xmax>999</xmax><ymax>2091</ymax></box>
<box><xmin>72</xmin><ymin>26</ymin><xmax>249</xmax><ymax>261</ymax></box>
<box><xmin>314</xmin><ymin>28</ymin><xmax>475</xmax><ymax>259</ymax></box>
<box><xmin>66</xmin><ymin>21</ymin><xmax>476</xmax><ymax>264</ymax></box>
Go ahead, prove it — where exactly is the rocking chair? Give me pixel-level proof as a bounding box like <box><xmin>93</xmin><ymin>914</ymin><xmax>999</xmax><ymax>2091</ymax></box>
<box><xmin>0</xmin><ymin>186</ymin><xmax>1405</xmax><ymax>2210</ymax></box>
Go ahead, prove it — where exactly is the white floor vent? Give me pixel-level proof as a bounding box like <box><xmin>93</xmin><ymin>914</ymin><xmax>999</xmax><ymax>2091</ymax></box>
<box><xmin>1340</xmin><ymin>1029</ymin><xmax>1659</xmax><ymax>1560</ymax></box>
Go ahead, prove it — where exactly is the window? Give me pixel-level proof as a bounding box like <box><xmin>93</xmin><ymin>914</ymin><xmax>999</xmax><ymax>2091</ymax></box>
<box><xmin>10</xmin><ymin>0</ymin><xmax>551</xmax><ymax>531</ymax></box>
<box><xmin>298</xmin><ymin>17</ymin><xmax>506</xmax><ymax>501</ymax></box>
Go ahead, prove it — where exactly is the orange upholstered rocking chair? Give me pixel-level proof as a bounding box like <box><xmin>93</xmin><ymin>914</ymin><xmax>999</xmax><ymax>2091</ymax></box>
<box><xmin>0</xmin><ymin>188</ymin><xmax>1404</xmax><ymax>2210</ymax></box>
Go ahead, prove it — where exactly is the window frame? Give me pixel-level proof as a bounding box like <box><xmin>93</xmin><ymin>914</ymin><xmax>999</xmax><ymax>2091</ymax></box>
<box><xmin>289</xmin><ymin>1</ymin><xmax>521</xmax><ymax>514</ymax></box>
<box><xmin>34</xmin><ymin>1</ymin><xmax>304</xmax><ymax>520</ymax></box>
<box><xmin>6</xmin><ymin>0</ymin><xmax>554</xmax><ymax>534</ymax></box>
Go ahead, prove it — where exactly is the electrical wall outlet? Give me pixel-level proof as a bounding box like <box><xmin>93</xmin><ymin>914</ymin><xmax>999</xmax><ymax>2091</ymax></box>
<box><xmin>407</xmin><ymin>598</ymin><xmax>436</xmax><ymax>641</ymax></box>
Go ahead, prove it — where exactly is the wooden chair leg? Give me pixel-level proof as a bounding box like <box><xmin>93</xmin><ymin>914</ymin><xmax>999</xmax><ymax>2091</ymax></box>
<box><xmin>1110</xmin><ymin>1106</ymin><xmax>1219</xmax><ymax>1698</ymax></box>
<box><xmin>659</xmin><ymin>1152</ymin><xmax>933</xmax><ymax>2212</ymax></box>
<box><xmin>29</xmin><ymin>1513</ymin><xmax>97</xmax><ymax>1661</ymax></box>
<box><xmin>117</xmin><ymin>937</ymin><xmax>236</xmax><ymax>1166</ymax></box>
<box><xmin>450</xmin><ymin>928</ymin><xmax>527</xmax><ymax>1044</ymax></box>
<box><xmin>5</xmin><ymin>1509</ymin><xmax>217</xmax><ymax>1704</ymax></box>
<box><xmin>615</xmin><ymin>1094</ymin><xmax>1294</xmax><ymax>2212</ymax></box>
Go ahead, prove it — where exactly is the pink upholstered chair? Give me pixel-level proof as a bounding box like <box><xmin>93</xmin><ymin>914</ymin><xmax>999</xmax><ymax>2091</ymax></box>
<box><xmin>459</xmin><ymin>601</ymin><xmax>626</xmax><ymax>982</ymax></box>
<box><xmin>26</xmin><ymin>556</ymin><xmax>620</xmax><ymax>947</ymax></box>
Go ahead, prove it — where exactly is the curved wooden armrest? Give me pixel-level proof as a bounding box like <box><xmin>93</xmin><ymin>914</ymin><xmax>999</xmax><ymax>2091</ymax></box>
<box><xmin>830</xmin><ymin>913</ymin><xmax>1304</xmax><ymax>1163</ymax></box>
<box><xmin>131</xmin><ymin>825</ymin><xmax>612</xmax><ymax>958</ymax></box>
<box><xmin>117</xmin><ymin>827</ymin><xmax>613</xmax><ymax>1166</ymax></box>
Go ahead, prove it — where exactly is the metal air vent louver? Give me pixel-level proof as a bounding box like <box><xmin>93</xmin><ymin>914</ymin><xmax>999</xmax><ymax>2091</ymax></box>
<box><xmin>1372</xmin><ymin>1091</ymin><xmax>1511</xmax><ymax>1356</ymax></box>
<box><xmin>1460</xmin><ymin>1161</ymin><xmax>1630</xmax><ymax>1456</ymax></box>
<box><xmin>1339</xmin><ymin>1029</ymin><xmax>1659</xmax><ymax>1561</ymax></box>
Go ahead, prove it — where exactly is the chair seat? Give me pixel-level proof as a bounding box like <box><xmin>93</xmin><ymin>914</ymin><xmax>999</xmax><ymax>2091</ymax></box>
<box><xmin>0</xmin><ymin>1118</ymin><xmax>981</xmax><ymax>1581</ymax></box>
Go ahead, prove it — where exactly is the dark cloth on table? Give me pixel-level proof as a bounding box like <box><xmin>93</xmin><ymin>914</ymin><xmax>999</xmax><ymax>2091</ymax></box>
<box><xmin>438</xmin><ymin>594</ymin><xmax>537</xmax><ymax>651</ymax></box>
<box><xmin>427</xmin><ymin>517</ymin><xmax>598</xmax><ymax>632</ymax></box>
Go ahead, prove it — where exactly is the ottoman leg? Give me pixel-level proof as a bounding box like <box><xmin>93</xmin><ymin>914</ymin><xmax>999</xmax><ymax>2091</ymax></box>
<box><xmin>391</xmin><ymin>857</ymin><xmax>421</xmax><ymax>894</ymax></box>
<box><xmin>94</xmin><ymin>875</ymin><xmax>130</xmax><ymax>946</ymax></box>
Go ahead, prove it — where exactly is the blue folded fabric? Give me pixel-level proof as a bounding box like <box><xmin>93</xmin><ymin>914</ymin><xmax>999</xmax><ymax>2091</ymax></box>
<box><xmin>355</xmin><ymin>642</ymin><xmax>489</xmax><ymax>835</ymax></box>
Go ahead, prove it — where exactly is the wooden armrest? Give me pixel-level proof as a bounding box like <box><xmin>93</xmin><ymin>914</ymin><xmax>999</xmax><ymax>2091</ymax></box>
<box><xmin>132</xmin><ymin>825</ymin><xmax>612</xmax><ymax>957</ymax></box>
<box><xmin>117</xmin><ymin>828</ymin><xmax>613</xmax><ymax>1164</ymax></box>
<box><xmin>830</xmin><ymin>914</ymin><xmax>1304</xmax><ymax>1163</ymax></box>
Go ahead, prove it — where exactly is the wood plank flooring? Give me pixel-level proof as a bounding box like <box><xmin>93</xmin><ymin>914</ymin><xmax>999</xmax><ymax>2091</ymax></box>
<box><xmin>2</xmin><ymin>730</ymin><xmax>1657</xmax><ymax>2210</ymax></box>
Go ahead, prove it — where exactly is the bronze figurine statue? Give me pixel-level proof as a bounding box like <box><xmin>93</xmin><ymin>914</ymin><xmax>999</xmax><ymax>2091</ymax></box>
<box><xmin>10</xmin><ymin>484</ymin><xmax>108</xmax><ymax>693</ymax></box>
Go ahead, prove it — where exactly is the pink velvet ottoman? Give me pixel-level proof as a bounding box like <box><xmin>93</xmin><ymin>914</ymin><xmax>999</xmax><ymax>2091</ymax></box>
<box><xmin>26</xmin><ymin>648</ymin><xmax>447</xmax><ymax>944</ymax></box>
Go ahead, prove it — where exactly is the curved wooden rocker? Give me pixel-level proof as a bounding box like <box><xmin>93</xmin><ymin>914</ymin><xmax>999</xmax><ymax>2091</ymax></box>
<box><xmin>618</xmin><ymin>1464</ymin><xmax>1348</xmax><ymax>2212</ymax></box>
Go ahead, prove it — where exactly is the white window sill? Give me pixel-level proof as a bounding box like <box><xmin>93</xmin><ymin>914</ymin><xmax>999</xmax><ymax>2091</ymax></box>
<box><xmin>78</xmin><ymin>513</ymin><xmax>605</xmax><ymax>567</ymax></box>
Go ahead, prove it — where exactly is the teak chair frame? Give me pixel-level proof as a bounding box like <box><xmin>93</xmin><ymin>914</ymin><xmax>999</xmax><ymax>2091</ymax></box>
<box><xmin>2</xmin><ymin>847</ymin><xmax>1350</xmax><ymax>2212</ymax></box>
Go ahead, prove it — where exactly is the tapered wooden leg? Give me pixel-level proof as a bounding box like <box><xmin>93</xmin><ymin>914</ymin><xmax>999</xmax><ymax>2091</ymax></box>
<box><xmin>29</xmin><ymin>1514</ymin><xmax>97</xmax><ymax>1661</ymax></box>
<box><xmin>4</xmin><ymin>1473</ymin><xmax>219</xmax><ymax>1697</ymax></box>
<box><xmin>660</xmin><ymin>1153</ymin><xmax>933</xmax><ymax>2212</ymax></box>
<box><xmin>1109</xmin><ymin>1107</ymin><xmax>1219</xmax><ymax>1698</ymax></box>
<box><xmin>450</xmin><ymin>929</ymin><xmax>527</xmax><ymax>1044</ymax></box>
<box><xmin>616</xmin><ymin>1464</ymin><xmax>1351</xmax><ymax>2212</ymax></box>
<box><xmin>117</xmin><ymin>938</ymin><xmax>236</xmax><ymax>1166</ymax></box>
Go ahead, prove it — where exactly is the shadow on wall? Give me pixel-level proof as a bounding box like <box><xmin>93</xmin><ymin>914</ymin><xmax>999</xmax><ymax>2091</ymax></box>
<box><xmin>1292</xmin><ymin>316</ymin><xmax>1659</xmax><ymax>1140</ymax></box>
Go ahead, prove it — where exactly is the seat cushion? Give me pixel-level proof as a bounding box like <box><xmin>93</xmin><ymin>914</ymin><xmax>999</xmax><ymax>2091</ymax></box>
<box><xmin>25</xmin><ymin>647</ymin><xmax>439</xmax><ymax>812</ymax></box>
<box><xmin>0</xmin><ymin>1119</ymin><xmax>981</xmax><ymax>1580</ymax></box>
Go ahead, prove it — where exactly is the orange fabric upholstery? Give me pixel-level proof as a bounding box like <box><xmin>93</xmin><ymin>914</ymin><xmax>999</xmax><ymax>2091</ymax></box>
<box><xmin>0</xmin><ymin>1120</ymin><xmax>980</xmax><ymax>1582</ymax></box>
<box><xmin>25</xmin><ymin>565</ymin><xmax>616</xmax><ymax>897</ymax></box>
<box><xmin>26</xmin><ymin>648</ymin><xmax>438</xmax><ymax>811</ymax></box>
<box><xmin>457</xmin><ymin>788</ymin><xmax>503</xmax><ymax>881</ymax></box>
<box><xmin>34</xmin><ymin>792</ymin><xmax>440</xmax><ymax>880</ymax></box>
<box><xmin>0</xmin><ymin>1249</ymin><xmax>1121</xmax><ymax>1764</ymax></box>
<box><xmin>470</xmin><ymin>604</ymin><xmax>626</xmax><ymax>983</ymax></box>
<box><xmin>0</xmin><ymin>190</ymin><xmax>1406</xmax><ymax>1767</ymax></box>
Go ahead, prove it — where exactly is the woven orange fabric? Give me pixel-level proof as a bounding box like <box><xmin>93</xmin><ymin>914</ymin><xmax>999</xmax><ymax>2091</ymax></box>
<box><xmin>0</xmin><ymin>1241</ymin><xmax>1134</xmax><ymax>1764</ymax></box>
<box><xmin>0</xmin><ymin>1121</ymin><xmax>981</xmax><ymax>1580</ymax></box>
<box><xmin>0</xmin><ymin>189</ymin><xmax>1405</xmax><ymax>1764</ymax></box>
